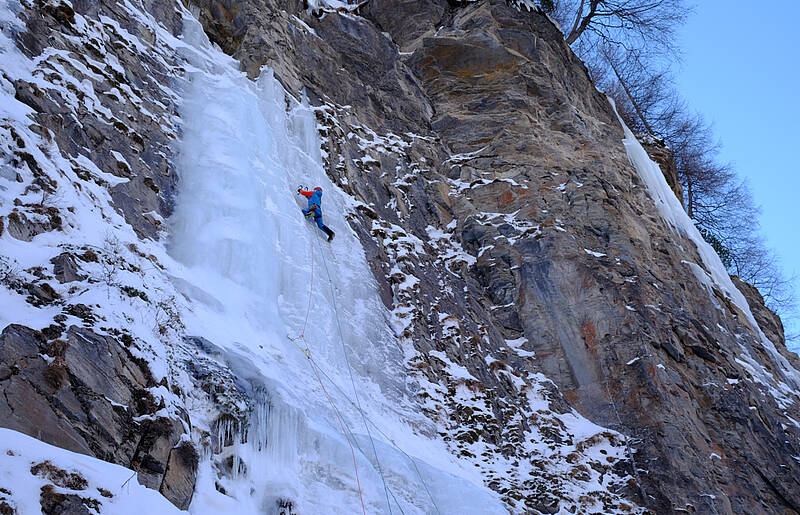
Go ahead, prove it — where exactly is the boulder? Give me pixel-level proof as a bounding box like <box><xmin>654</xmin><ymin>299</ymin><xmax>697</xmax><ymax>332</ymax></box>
<box><xmin>159</xmin><ymin>441</ymin><xmax>199</xmax><ymax>510</ymax></box>
<box><xmin>0</xmin><ymin>324</ymin><xmax>187</xmax><ymax>507</ymax></box>
<box><xmin>51</xmin><ymin>253</ymin><xmax>85</xmax><ymax>283</ymax></box>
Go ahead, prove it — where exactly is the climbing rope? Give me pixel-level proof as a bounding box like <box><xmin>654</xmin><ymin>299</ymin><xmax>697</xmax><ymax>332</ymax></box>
<box><xmin>316</xmin><ymin>235</ymin><xmax>443</xmax><ymax>515</ymax></box>
<box><xmin>309</xmin><ymin>356</ymin><xmax>368</xmax><ymax>514</ymax></box>
<box><xmin>301</xmin><ymin>237</ymin><xmax>315</xmax><ymax>339</ymax></box>
<box><xmin>338</xmin><ymin>421</ymin><xmax>409</xmax><ymax>515</ymax></box>
<box><xmin>288</xmin><ymin>236</ymin><xmax>367</xmax><ymax>515</ymax></box>
<box><xmin>286</xmin><ymin>333</ymin><xmax>367</xmax><ymax>514</ymax></box>
<box><xmin>289</xmin><ymin>218</ymin><xmax>442</xmax><ymax>515</ymax></box>
<box><xmin>313</xmin><ymin>233</ymin><xmax>394</xmax><ymax>515</ymax></box>
<box><xmin>309</xmin><ymin>352</ymin><xmax>442</xmax><ymax>515</ymax></box>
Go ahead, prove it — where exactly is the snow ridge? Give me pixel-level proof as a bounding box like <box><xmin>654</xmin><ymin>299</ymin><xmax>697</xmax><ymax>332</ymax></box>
<box><xmin>612</xmin><ymin>99</ymin><xmax>800</xmax><ymax>408</ymax></box>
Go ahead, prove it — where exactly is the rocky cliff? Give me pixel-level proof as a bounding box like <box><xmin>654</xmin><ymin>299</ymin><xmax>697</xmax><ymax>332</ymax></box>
<box><xmin>1</xmin><ymin>0</ymin><xmax>799</xmax><ymax>514</ymax></box>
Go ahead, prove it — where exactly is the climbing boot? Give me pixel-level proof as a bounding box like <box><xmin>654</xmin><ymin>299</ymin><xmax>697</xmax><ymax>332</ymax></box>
<box><xmin>323</xmin><ymin>226</ymin><xmax>335</xmax><ymax>242</ymax></box>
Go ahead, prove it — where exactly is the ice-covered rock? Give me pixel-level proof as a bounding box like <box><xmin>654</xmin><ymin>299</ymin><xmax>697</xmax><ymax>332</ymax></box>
<box><xmin>1</xmin><ymin>0</ymin><xmax>799</xmax><ymax>513</ymax></box>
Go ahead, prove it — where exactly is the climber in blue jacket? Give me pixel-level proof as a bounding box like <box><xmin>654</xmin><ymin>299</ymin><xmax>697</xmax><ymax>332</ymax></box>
<box><xmin>298</xmin><ymin>186</ymin><xmax>335</xmax><ymax>242</ymax></box>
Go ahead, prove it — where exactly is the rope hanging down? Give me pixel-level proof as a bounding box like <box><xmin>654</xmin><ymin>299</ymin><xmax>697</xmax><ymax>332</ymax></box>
<box><xmin>308</xmin><ymin>346</ymin><xmax>442</xmax><ymax>515</ymax></box>
<box><xmin>289</xmin><ymin>243</ymin><xmax>367</xmax><ymax>515</ymax></box>
<box><xmin>315</xmin><ymin>235</ymin><xmax>394</xmax><ymax>515</ymax></box>
<box><xmin>314</xmin><ymin>231</ymin><xmax>442</xmax><ymax>515</ymax></box>
<box><xmin>309</xmin><ymin>357</ymin><xmax>367</xmax><ymax>514</ymax></box>
<box><xmin>287</xmin><ymin>338</ymin><xmax>367</xmax><ymax>514</ymax></box>
<box><xmin>289</xmin><ymin>227</ymin><xmax>441</xmax><ymax>515</ymax></box>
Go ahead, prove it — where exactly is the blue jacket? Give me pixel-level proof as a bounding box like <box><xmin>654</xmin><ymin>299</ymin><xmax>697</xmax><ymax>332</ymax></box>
<box><xmin>300</xmin><ymin>188</ymin><xmax>323</xmax><ymax>217</ymax></box>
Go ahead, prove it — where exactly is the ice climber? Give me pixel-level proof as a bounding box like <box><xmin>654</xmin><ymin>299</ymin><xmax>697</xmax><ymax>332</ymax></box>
<box><xmin>298</xmin><ymin>186</ymin><xmax>335</xmax><ymax>242</ymax></box>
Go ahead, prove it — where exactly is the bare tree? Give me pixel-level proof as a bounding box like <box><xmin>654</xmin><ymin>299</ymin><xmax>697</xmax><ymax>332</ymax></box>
<box><xmin>594</xmin><ymin>45</ymin><xmax>681</xmax><ymax>132</ymax></box>
<box><xmin>552</xmin><ymin>0</ymin><xmax>690</xmax><ymax>53</ymax></box>
<box><xmin>595</xmin><ymin>46</ymin><xmax>798</xmax><ymax>319</ymax></box>
<box><xmin>542</xmin><ymin>0</ymin><xmax>797</xmax><ymax>326</ymax></box>
<box><xmin>671</xmin><ymin>119</ymin><xmax>796</xmax><ymax>316</ymax></box>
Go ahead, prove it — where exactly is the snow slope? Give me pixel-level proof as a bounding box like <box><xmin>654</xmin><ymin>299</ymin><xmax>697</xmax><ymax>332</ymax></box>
<box><xmin>0</xmin><ymin>428</ymin><xmax>182</xmax><ymax>515</ymax></box>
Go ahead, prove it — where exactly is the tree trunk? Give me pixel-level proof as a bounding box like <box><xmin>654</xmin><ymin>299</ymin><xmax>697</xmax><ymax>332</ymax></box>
<box><xmin>686</xmin><ymin>177</ymin><xmax>694</xmax><ymax>219</ymax></box>
<box><xmin>566</xmin><ymin>0</ymin><xmax>599</xmax><ymax>45</ymax></box>
<box><xmin>607</xmin><ymin>56</ymin><xmax>655</xmax><ymax>135</ymax></box>
<box><xmin>566</xmin><ymin>0</ymin><xmax>586</xmax><ymax>44</ymax></box>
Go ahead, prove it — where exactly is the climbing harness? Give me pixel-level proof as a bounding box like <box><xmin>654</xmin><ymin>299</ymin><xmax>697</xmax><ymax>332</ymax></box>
<box><xmin>256</xmin><ymin>184</ymin><xmax>437</xmax><ymax>512</ymax></box>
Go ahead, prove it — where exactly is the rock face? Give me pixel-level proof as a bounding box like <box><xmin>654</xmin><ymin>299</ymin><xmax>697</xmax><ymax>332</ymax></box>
<box><xmin>733</xmin><ymin>275</ymin><xmax>800</xmax><ymax>370</ymax></box>
<box><xmin>185</xmin><ymin>0</ymin><xmax>800</xmax><ymax>512</ymax></box>
<box><xmin>159</xmin><ymin>440</ymin><xmax>199</xmax><ymax>510</ymax></box>
<box><xmin>0</xmin><ymin>0</ymin><xmax>197</xmax><ymax>505</ymax></box>
<box><xmin>6</xmin><ymin>0</ymin><xmax>182</xmax><ymax>242</ymax></box>
<box><xmin>0</xmin><ymin>325</ymin><xmax>196</xmax><ymax>508</ymax></box>
<box><xmin>2</xmin><ymin>0</ymin><xmax>799</xmax><ymax>513</ymax></box>
<box><xmin>642</xmin><ymin>138</ymin><xmax>683</xmax><ymax>207</ymax></box>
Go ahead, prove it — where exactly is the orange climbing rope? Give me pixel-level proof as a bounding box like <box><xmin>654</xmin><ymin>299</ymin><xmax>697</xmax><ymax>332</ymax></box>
<box><xmin>288</xmin><ymin>338</ymin><xmax>367</xmax><ymax>514</ymax></box>
<box><xmin>300</xmin><ymin>240</ymin><xmax>315</xmax><ymax>339</ymax></box>
<box><xmin>287</xmin><ymin>218</ymin><xmax>447</xmax><ymax>514</ymax></box>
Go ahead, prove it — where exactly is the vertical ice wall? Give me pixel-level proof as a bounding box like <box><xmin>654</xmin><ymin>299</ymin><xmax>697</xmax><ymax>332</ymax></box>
<box><xmin>167</xmin><ymin>13</ymin><xmax>508</xmax><ymax>515</ymax></box>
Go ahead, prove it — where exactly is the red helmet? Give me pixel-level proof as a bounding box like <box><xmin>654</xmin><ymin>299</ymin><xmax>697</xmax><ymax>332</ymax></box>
<box><xmin>314</xmin><ymin>187</ymin><xmax>322</xmax><ymax>191</ymax></box>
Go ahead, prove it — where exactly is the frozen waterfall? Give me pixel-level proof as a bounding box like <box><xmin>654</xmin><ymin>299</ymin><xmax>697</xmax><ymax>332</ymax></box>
<box><xmin>166</xmin><ymin>13</ymin><xmax>508</xmax><ymax>515</ymax></box>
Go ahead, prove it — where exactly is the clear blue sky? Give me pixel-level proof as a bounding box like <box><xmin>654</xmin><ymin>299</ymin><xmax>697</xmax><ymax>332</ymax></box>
<box><xmin>676</xmin><ymin>0</ymin><xmax>799</xmax><ymax>349</ymax></box>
